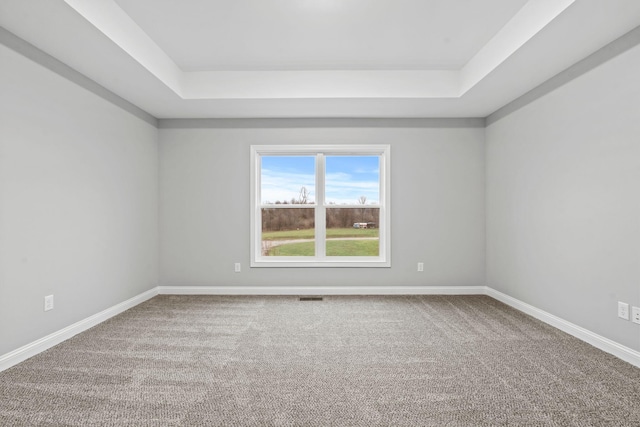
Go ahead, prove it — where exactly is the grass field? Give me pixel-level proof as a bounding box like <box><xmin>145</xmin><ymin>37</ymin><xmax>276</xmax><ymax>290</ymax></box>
<box><xmin>263</xmin><ymin>228</ymin><xmax>379</xmax><ymax>256</ymax></box>
<box><xmin>262</xmin><ymin>227</ymin><xmax>378</xmax><ymax>240</ymax></box>
<box><xmin>327</xmin><ymin>240</ymin><xmax>379</xmax><ymax>256</ymax></box>
<box><xmin>266</xmin><ymin>239</ymin><xmax>379</xmax><ymax>256</ymax></box>
<box><xmin>266</xmin><ymin>241</ymin><xmax>315</xmax><ymax>256</ymax></box>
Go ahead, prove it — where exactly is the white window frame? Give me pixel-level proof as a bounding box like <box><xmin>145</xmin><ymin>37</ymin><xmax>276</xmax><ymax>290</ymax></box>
<box><xmin>250</xmin><ymin>145</ymin><xmax>390</xmax><ymax>268</ymax></box>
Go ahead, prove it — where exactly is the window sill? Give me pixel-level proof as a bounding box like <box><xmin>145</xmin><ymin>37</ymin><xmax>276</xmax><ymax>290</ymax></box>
<box><xmin>251</xmin><ymin>258</ymin><xmax>391</xmax><ymax>268</ymax></box>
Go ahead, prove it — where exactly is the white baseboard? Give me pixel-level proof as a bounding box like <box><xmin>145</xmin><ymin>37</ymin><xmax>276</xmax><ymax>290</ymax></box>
<box><xmin>486</xmin><ymin>287</ymin><xmax>640</xmax><ymax>368</ymax></box>
<box><xmin>157</xmin><ymin>285</ymin><xmax>485</xmax><ymax>296</ymax></box>
<box><xmin>0</xmin><ymin>287</ymin><xmax>158</xmax><ymax>372</ymax></box>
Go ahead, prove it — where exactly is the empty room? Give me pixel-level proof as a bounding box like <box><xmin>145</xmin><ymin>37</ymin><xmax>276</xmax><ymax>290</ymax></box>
<box><xmin>1</xmin><ymin>0</ymin><xmax>640</xmax><ymax>425</ymax></box>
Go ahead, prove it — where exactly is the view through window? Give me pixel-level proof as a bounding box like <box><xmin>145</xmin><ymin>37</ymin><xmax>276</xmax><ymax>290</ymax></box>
<box><xmin>251</xmin><ymin>145</ymin><xmax>390</xmax><ymax>267</ymax></box>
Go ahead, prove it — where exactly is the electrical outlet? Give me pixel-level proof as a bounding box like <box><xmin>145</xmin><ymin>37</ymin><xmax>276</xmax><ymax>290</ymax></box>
<box><xmin>44</xmin><ymin>295</ymin><xmax>54</xmax><ymax>312</ymax></box>
<box><xmin>632</xmin><ymin>306</ymin><xmax>640</xmax><ymax>325</ymax></box>
<box><xmin>234</xmin><ymin>262</ymin><xmax>241</xmax><ymax>273</ymax></box>
<box><xmin>417</xmin><ymin>262</ymin><xmax>424</xmax><ymax>272</ymax></box>
<box><xmin>618</xmin><ymin>302</ymin><xmax>629</xmax><ymax>320</ymax></box>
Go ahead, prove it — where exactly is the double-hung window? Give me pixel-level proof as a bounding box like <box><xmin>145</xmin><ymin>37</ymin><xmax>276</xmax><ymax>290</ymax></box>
<box><xmin>251</xmin><ymin>145</ymin><xmax>390</xmax><ymax>267</ymax></box>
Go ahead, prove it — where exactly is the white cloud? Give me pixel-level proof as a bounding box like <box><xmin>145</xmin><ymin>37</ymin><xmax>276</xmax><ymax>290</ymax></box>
<box><xmin>261</xmin><ymin>169</ymin><xmax>315</xmax><ymax>204</ymax></box>
<box><xmin>261</xmin><ymin>169</ymin><xmax>379</xmax><ymax>205</ymax></box>
<box><xmin>325</xmin><ymin>173</ymin><xmax>379</xmax><ymax>204</ymax></box>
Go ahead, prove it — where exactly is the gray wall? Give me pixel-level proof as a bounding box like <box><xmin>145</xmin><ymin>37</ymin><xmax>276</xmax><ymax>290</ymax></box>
<box><xmin>159</xmin><ymin>120</ymin><xmax>485</xmax><ymax>288</ymax></box>
<box><xmin>0</xmin><ymin>45</ymin><xmax>159</xmax><ymax>355</ymax></box>
<box><xmin>486</xmin><ymin>44</ymin><xmax>640</xmax><ymax>352</ymax></box>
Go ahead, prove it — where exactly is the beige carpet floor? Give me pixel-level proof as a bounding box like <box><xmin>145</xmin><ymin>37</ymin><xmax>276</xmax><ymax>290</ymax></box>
<box><xmin>1</xmin><ymin>295</ymin><xmax>639</xmax><ymax>426</ymax></box>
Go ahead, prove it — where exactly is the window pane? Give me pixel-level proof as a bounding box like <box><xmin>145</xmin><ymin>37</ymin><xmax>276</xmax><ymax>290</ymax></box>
<box><xmin>326</xmin><ymin>208</ymin><xmax>379</xmax><ymax>256</ymax></box>
<box><xmin>261</xmin><ymin>156</ymin><xmax>315</xmax><ymax>204</ymax></box>
<box><xmin>325</xmin><ymin>156</ymin><xmax>379</xmax><ymax>205</ymax></box>
<box><xmin>261</xmin><ymin>208</ymin><xmax>315</xmax><ymax>256</ymax></box>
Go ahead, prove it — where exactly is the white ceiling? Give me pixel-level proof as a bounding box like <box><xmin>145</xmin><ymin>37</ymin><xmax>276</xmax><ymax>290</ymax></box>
<box><xmin>112</xmin><ymin>0</ymin><xmax>530</xmax><ymax>71</ymax></box>
<box><xmin>1</xmin><ymin>0</ymin><xmax>640</xmax><ymax>119</ymax></box>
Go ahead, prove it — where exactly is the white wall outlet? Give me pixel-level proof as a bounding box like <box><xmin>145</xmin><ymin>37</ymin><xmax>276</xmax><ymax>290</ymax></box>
<box><xmin>632</xmin><ymin>306</ymin><xmax>640</xmax><ymax>325</ymax></box>
<box><xmin>234</xmin><ymin>262</ymin><xmax>241</xmax><ymax>273</ymax></box>
<box><xmin>618</xmin><ymin>302</ymin><xmax>629</xmax><ymax>320</ymax></box>
<box><xmin>417</xmin><ymin>262</ymin><xmax>424</xmax><ymax>272</ymax></box>
<box><xmin>44</xmin><ymin>295</ymin><xmax>54</xmax><ymax>312</ymax></box>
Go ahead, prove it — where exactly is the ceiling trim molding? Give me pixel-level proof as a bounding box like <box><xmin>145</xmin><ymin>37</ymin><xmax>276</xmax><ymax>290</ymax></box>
<box><xmin>459</xmin><ymin>0</ymin><xmax>575</xmax><ymax>94</ymax></box>
<box><xmin>183</xmin><ymin>70</ymin><xmax>460</xmax><ymax>99</ymax></box>
<box><xmin>0</xmin><ymin>25</ymin><xmax>158</xmax><ymax>127</ymax></box>
<box><xmin>63</xmin><ymin>0</ymin><xmax>184</xmax><ymax>95</ymax></box>
<box><xmin>158</xmin><ymin>118</ymin><xmax>486</xmax><ymax>129</ymax></box>
<box><xmin>486</xmin><ymin>24</ymin><xmax>640</xmax><ymax>125</ymax></box>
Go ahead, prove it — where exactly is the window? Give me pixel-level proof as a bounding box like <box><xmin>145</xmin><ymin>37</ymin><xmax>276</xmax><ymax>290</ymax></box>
<box><xmin>251</xmin><ymin>145</ymin><xmax>390</xmax><ymax>267</ymax></box>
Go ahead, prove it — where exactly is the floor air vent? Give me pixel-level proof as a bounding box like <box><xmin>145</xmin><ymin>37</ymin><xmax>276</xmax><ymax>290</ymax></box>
<box><xmin>299</xmin><ymin>296</ymin><xmax>324</xmax><ymax>301</ymax></box>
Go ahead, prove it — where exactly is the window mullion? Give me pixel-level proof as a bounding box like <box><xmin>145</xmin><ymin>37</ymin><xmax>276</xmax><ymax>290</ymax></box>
<box><xmin>315</xmin><ymin>153</ymin><xmax>326</xmax><ymax>259</ymax></box>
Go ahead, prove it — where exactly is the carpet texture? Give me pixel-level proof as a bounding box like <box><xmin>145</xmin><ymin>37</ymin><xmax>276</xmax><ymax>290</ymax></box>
<box><xmin>1</xmin><ymin>295</ymin><xmax>639</xmax><ymax>426</ymax></box>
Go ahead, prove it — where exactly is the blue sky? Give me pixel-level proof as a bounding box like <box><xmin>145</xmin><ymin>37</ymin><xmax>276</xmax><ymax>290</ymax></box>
<box><xmin>261</xmin><ymin>156</ymin><xmax>379</xmax><ymax>204</ymax></box>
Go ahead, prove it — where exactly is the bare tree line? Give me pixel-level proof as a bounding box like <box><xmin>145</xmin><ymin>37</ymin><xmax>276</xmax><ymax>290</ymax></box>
<box><xmin>262</xmin><ymin>187</ymin><xmax>378</xmax><ymax>232</ymax></box>
<box><xmin>261</xmin><ymin>207</ymin><xmax>379</xmax><ymax>232</ymax></box>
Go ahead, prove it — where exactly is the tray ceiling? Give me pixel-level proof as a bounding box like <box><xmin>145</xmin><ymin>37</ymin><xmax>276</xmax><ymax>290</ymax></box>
<box><xmin>1</xmin><ymin>0</ymin><xmax>639</xmax><ymax>118</ymax></box>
